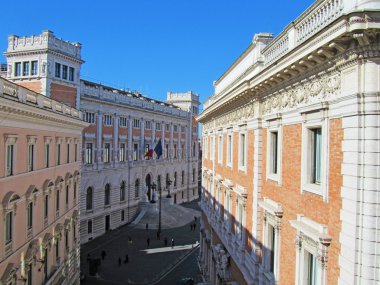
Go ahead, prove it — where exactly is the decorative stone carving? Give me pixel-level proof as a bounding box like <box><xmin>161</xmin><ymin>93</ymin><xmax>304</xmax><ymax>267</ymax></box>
<box><xmin>212</xmin><ymin>243</ymin><xmax>232</xmax><ymax>282</ymax></box>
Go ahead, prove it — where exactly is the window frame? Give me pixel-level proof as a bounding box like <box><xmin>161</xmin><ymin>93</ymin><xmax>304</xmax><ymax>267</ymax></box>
<box><xmin>266</xmin><ymin>126</ymin><xmax>282</xmax><ymax>184</ymax></box>
<box><xmin>85</xmin><ymin>143</ymin><xmax>93</xmax><ymax>164</ymax></box>
<box><xmin>55</xmin><ymin>62</ymin><xmax>61</xmax><ymax>78</ymax></box>
<box><xmin>103</xmin><ymin>143</ymin><xmax>111</xmax><ymax>163</ymax></box>
<box><xmin>119</xmin><ymin>143</ymin><xmax>126</xmax><ymax>162</ymax></box>
<box><xmin>238</xmin><ymin>131</ymin><xmax>247</xmax><ymax>172</ymax></box>
<box><xmin>133</xmin><ymin>143</ymin><xmax>139</xmax><ymax>161</ymax></box>
<box><xmin>103</xmin><ymin>114</ymin><xmax>113</xmax><ymax>126</ymax></box>
<box><xmin>218</xmin><ymin>134</ymin><xmax>223</xmax><ymax>165</ymax></box>
<box><xmin>31</xmin><ymin>60</ymin><xmax>38</xmax><ymax>76</ymax></box>
<box><xmin>119</xmin><ymin>117</ymin><xmax>127</xmax><ymax>127</ymax></box>
<box><xmin>226</xmin><ymin>133</ymin><xmax>233</xmax><ymax>168</ymax></box>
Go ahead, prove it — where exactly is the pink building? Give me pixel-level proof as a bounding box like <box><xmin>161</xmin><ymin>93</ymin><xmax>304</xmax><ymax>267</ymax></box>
<box><xmin>0</xmin><ymin>77</ymin><xmax>87</xmax><ymax>284</ymax></box>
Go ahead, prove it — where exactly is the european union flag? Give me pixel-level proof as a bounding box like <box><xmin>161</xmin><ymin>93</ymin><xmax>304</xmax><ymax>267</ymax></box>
<box><xmin>154</xmin><ymin>139</ymin><xmax>163</xmax><ymax>158</ymax></box>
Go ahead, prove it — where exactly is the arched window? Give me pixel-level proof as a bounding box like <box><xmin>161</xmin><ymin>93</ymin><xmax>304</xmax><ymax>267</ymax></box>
<box><xmin>135</xmin><ymin>179</ymin><xmax>140</xmax><ymax>198</ymax></box>
<box><xmin>86</xmin><ymin>187</ymin><xmax>93</xmax><ymax>210</ymax></box>
<box><xmin>120</xmin><ymin>181</ymin><xmax>126</xmax><ymax>201</ymax></box>
<box><xmin>104</xmin><ymin>184</ymin><xmax>110</xmax><ymax>206</ymax></box>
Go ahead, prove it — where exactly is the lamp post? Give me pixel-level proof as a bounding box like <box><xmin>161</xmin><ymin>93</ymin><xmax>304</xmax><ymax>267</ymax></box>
<box><xmin>166</xmin><ymin>178</ymin><xmax>172</xmax><ymax>198</ymax></box>
<box><xmin>150</xmin><ymin>182</ymin><xmax>156</xmax><ymax>203</ymax></box>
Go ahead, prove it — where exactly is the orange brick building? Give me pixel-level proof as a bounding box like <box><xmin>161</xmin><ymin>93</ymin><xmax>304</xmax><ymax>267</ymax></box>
<box><xmin>197</xmin><ymin>1</ymin><xmax>380</xmax><ymax>284</ymax></box>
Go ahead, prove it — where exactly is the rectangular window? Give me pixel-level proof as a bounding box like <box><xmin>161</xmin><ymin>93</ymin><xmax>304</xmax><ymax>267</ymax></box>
<box><xmin>119</xmin><ymin>117</ymin><xmax>127</xmax><ymax>127</ymax></box>
<box><xmin>5</xmin><ymin>212</ymin><xmax>12</xmax><ymax>243</ymax></box>
<box><xmin>133</xmin><ymin>119</ymin><xmax>140</xmax><ymax>129</ymax></box>
<box><xmin>192</xmin><ymin>168</ymin><xmax>195</xmax><ymax>182</ymax></box>
<box><xmin>56</xmin><ymin>190</ymin><xmax>60</xmax><ymax>212</ymax></box>
<box><xmin>88</xmin><ymin>220</ymin><xmax>93</xmax><ymax>234</ymax></box>
<box><xmin>103</xmin><ymin>115</ymin><xmax>112</xmax><ymax>126</ymax></box>
<box><xmin>23</xmin><ymin>61</ymin><xmax>30</xmax><ymax>76</ymax></box>
<box><xmin>174</xmin><ymin>144</ymin><xmax>177</xmax><ymax>159</ymax></box>
<box><xmin>86</xmin><ymin>143</ymin><xmax>93</xmax><ymax>164</ymax></box>
<box><xmin>165</xmin><ymin>144</ymin><xmax>169</xmax><ymax>159</ymax></box>
<box><xmin>239</xmin><ymin>133</ymin><xmax>246</xmax><ymax>168</ymax></box>
<box><xmin>156</xmin><ymin>122</ymin><xmax>161</xmax><ymax>130</ymax></box>
<box><xmin>62</xmin><ymin>65</ymin><xmax>68</xmax><ymax>80</ymax></box>
<box><xmin>75</xmin><ymin>143</ymin><xmax>78</xmax><ymax>162</ymax></box>
<box><xmin>133</xmin><ymin>143</ymin><xmax>138</xmax><ymax>161</ymax></box>
<box><xmin>44</xmin><ymin>195</ymin><xmax>49</xmax><ymax>218</ymax></box>
<box><xmin>270</xmin><ymin>131</ymin><xmax>278</xmax><ymax>174</ymax></box>
<box><xmin>218</xmin><ymin>136</ymin><xmax>222</xmax><ymax>164</ymax></box>
<box><xmin>181</xmin><ymin>144</ymin><xmax>185</xmax><ymax>159</ymax></box>
<box><xmin>174</xmin><ymin>125</ymin><xmax>178</xmax><ymax>132</ymax></box>
<box><xmin>31</xmin><ymin>60</ymin><xmax>38</xmax><ymax>76</ymax></box>
<box><xmin>85</xmin><ymin>112</ymin><xmax>95</xmax><ymax>124</ymax></box>
<box><xmin>28</xmin><ymin>144</ymin><xmax>34</xmax><ymax>171</ymax></box>
<box><xmin>45</xmin><ymin>143</ymin><xmax>50</xmax><ymax>168</ymax></box>
<box><xmin>145</xmin><ymin>121</ymin><xmax>152</xmax><ymax>129</ymax></box>
<box><xmin>104</xmin><ymin>143</ymin><xmax>111</xmax><ymax>163</ymax></box>
<box><xmin>268</xmin><ymin>224</ymin><xmax>275</xmax><ymax>273</ymax></box>
<box><xmin>227</xmin><ymin>134</ymin><xmax>232</xmax><ymax>166</ymax></box>
<box><xmin>145</xmin><ymin>144</ymin><xmax>150</xmax><ymax>160</ymax></box>
<box><xmin>15</xmin><ymin>62</ymin><xmax>21</xmax><ymax>77</ymax></box>
<box><xmin>55</xmin><ymin>239</ymin><xmax>59</xmax><ymax>260</ymax></box>
<box><xmin>27</xmin><ymin>202</ymin><xmax>33</xmax><ymax>229</ymax></box>
<box><xmin>66</xmin><ymin>143</ymin><xmax>70</xmax><ymax>163</ymax></box>
<box><xmin>165</xmin><ymin>124</ymin><xmax>170</xmax><ymax>132</ymax></box>
<box><xmin>236</xmin><ymin>203</ymin><xmax>243</xmax><ymax>240</ymax></box>
<box><xmin>210</xmin><ymin>137</ymin><xmax>214</xmax><ymax>160</ymax></box>
<box><xmin>57</xmin><ymin>144</ymin><xmax>61</xmax><ymax>165</ymax></box>
<box><xmin>181</xmin><ymin>126</ymin><xmax>185</xmax><ymax>133</ymax></box>
<box><xmin>69</xmin><ymin>67</ymin><xmax>74</xmax><ymax>81</ymax></box>
<box><xmin>65</xmin><ymin>185</ymin><xmax>69</xmax><ymax>207</ymax></box>
<box><xmin>311</xmin><ymin>128</ymin><xmax>322</xmax><ymax>184</ymax></box>
<box><xmin>55</xmin><ymin>62</ymin><xmax>61</xmax><ymax>78</ymax></box>
<box><xmin>119</xmin><ymin>143</ymin><xmax>126</xmax><ymax>162</ymax></box>
<box><xmin>121</xmin><ymin>210</ymin><xmax>125</xmax><ymax>221</ymax></box>
<box><xmin>304</xmin><ymin>251</ymin><xmax>319</xmax><ymax>285</ymax></box>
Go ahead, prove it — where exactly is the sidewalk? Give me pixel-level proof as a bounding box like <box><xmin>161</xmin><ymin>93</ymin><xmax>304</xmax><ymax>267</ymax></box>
<box><xmin>80</xmin><ymin>199</ymin><xmax>201</xmax><ymax>284</ymax></box>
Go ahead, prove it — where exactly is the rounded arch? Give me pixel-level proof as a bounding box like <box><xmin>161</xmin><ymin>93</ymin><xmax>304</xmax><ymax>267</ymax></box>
<box><xmin>55</xmin><ymin>176</ymin><xmax>64</xmax><ymax>186</ymax></box>
<box><xmin>2</xmin><ymin>191</ymin><xmax>20</xmax><ymax>208</ymax></box>
<box><xmin>65</xmin><ymin>172</ymin><xmax>73</xmax><ymax>182</ymax></box>
<box><xmin>42</xmin><ymin>179</ymin><xmax>54</xmax><ymax>192</ymax></box>
<box><xmin>25</xmin><ymin>185</ymin><xmax>39</xmax><ymax>198</ymax></box>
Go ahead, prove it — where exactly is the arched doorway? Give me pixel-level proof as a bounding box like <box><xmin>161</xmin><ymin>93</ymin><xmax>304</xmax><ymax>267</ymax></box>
<box><xmin>145</xmin><ymin>174</ymin><xmax>151</xmax><ymax>201</ymax></box>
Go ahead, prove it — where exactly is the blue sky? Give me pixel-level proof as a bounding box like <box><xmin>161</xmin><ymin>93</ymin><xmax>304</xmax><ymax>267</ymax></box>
<box><xmin>1</xmin><ymin>0</ymin><xmax>315</xmax><ymax>106</ymax></box>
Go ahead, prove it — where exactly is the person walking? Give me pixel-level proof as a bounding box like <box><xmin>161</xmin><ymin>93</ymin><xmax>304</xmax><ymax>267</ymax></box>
<box><xmin>164</xmin><ymin>237</ymin><xmax>168</xmax><ymax>247</ymax></box>
<box><xmin>147</xmin><ymin>237</ymin><xmax>150</xmax><ymax>248</ymax></box>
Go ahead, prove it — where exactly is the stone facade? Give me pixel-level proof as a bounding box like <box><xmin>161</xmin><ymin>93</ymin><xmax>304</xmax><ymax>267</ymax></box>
<box><xmin>198</xmin><ymin>1</ymin><xmax>380</xmax><ymax>284</ymax></box>
<box><xmin>0</xmin><ymin>78</ymin><xmax>87</xmax><ymax>285</ymax></box>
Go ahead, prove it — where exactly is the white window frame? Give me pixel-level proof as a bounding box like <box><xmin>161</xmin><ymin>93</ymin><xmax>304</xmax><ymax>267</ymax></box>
<box><xmin>85</xmin><ymin>112</ymin><xmax>95</xmax><ymax>124</ymax></box>
<box><xmin>238</xmin><ymin>131</ymin><xmax>247</xmax><ymax>172</ymax></box>
<box><xmin>103</xmin><ymin>114</ymin><xmax>113</xmax><ymax>126</ymax></box>
<box><xmin>266</xmin><ymin>126</ymin><xmax>282</xmax><ymax>184</ymax></box>
<box><xmin>103</xmin><ymin>143</ymin><xmax>111</xmax><ymax>163</ymax></box>
<box><xmin>301</xmin><ymin>118</ymin><xmax>328</xmax><ymax>200</ymax></box>
<box><xmin>44</xmin><ymin>137</ymin><xmax>51</xmax><ymax>168</ymax></box>
<box><xmin>227</xmin><ymin>133</ymin><xmax>233</xmax><ymax>168</ymax></box>
<box><xmin>4</xmin><ymin>135</ymin><xmax>17</xmax><ymax>176</ymax></box>
<box><xmin>119</xmin><ymin>143</ymin><xmax>126</xmax><ymax>162</ymax></box>
<box><xmin>210</xmin><ymin>136</ymin><xmax>215</xmax><ymax>161</ymax></box>
<box><xmin>218</xmin><ymin>134</ymin><xmax>223</xmax><ymax>165</ymax></box>
<box><xmin>133</xmin><ymin>119</ymin><xmax>141</xmax><ymax>129</ymax></box>
<box><xmin>145</xmin><ymin>121</ymin><xmax>152</xmax><ymax>130</ymax></box>
<box><xmin>133</xmin><ymin>143</ymin><xmax>139</xmax><ymax>161</ymax></box>
<box><xmin>85</xmin><ymin>142</ymin><xmax>93</xmax><ymax>164</ymax></box>
<box><xmin>155</xmin><ymin>122</ymin><xmax>161</xmax><ymax>130</ymax></box>
<box><xmin>119</xmin><ymin>117</ymin><xmax>127</xmax><ymax>127</ymax></box>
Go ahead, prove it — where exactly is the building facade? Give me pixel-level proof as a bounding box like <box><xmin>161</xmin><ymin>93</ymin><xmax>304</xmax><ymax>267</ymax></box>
<box><xmin>197</xmin><ymin>1</ymin><xmax>380</xmax><ymax>285</ymax></box>
<box><xmin>0</xmin><ymin>78</ymin><xmax>87</xmax><ymax>284</ymax></box>
<box><xmin>80</xmin><ymin>85</ymin><xmax>200</xmax><ymax>242</ymax></box>
<box><xmin>3</xmin><ymin>30</ymin><xmax>201</xmax><ymax>244</ymax></box>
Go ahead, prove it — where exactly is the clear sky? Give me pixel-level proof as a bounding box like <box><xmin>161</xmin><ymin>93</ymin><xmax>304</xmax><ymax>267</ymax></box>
<box><xmin>0</xmin><ymin>0</ymin><xmax>315</xmax><ymax>106</ymax></box>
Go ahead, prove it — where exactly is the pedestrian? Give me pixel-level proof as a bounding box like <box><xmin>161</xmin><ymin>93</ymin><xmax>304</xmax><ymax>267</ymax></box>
<box><xmin>171</xmin><ymin>238</ymin><xmax>174</xmax><ymax>248</ymax></box>
<box><xmin>146</xmin><ymin>223</ymin><xmax>149</xmax><ymax>230</ymax></box>
<box><xmin>128</xmin><ymin>236</ymin><xmax>133</xmax><ymax>244</ymax></box>
<box><xmin>118</xmin><ymin>257</ymin><xmax>121</xmax><ymax>266</ymax></box>
<box><xmin>147</xmin><ymin>237</ymin><xmax>150</xmax><ymax>247</ymax></box>
<box><xmin>101</xmin><ymin>250</ymin><xmax>106</xmax><ymax>260</ymax></box>
<box><xmin>124</xmin><ymin>254</ymin><xmax>129</xmax><ymax>264</ymax></box>
<box><xmin>164</xmin><ymin>237</ymin><xmax>168</xmax><ymax>247</ymax></box>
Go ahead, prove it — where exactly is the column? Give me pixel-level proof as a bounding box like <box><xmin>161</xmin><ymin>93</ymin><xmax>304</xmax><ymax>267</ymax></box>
<box><xmin>113</xmin><ymin>113</ymin><xmax>118</xmax><ymax>163</ymax></box>
<box><xmin>128</xmin><ymin>116</ymin><xmax>132</xmax><ymax>162</ymax></box>
<box><xmin>97</xmin><ymin>111</ymin><xmax>102</xmax><ymax>164</ymax></box>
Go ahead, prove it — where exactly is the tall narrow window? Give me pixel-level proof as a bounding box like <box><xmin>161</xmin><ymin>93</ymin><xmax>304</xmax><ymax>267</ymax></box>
<box><xmin>270</xmin><ymin>131</ymin><xmax>278</xmax><ymax>174</ymax></box>
<box><xmin>239</xmin><ymin>134</ymin><xmax>246</xmax><ymax>168</ymax></box>
<box><xmin>104</xmin><ymin>184</ymin><xmax>110</xmax><ymax>206</ymax></box>
<box><xmin>104</xmin><ymin>143</ymin><xmax>110</xmax><ymax>163</ymax></box>
<box><xmin>73</xmin><ymin>182</ymin><xmax>77</xmax><ymax>202</ymax></box>
<box><xmin>56</xmin><ymin>190</ymin><xmax>60</xmax><ymax>212</ymax></box>
<box><xmin>174</xmin><ymin>172</ymin><xmax>177</xmax><ymax>187</ymax></box>
<box><xmin>218</xmin><ymin>136</ymin><xmax>222</xmax><ymax>164</ymax></box>
<box><xmin>65</xmin><ymin>185</ymin><xmax>69</xmax><ymax>207</ymax></box>
<box><xmin>15</xmin><ymin>62</ymin><xmax>21</xmax><ymax>77</ymax></box>
<box><xmin>174</xmin><ymin>144</ymin><xmax>177</xmax><ymax>159</ymax></box>
<box><xmin>57</xmin><ymin>143</ymin><xmax>61</xmax><ymax>166</ymax></box>
<box><xmin>133</xmin><ymin>143</ymin><xmax>139</xmax><ymax>161</ymax></box>
<box><xmin>23</xmin><ymin>61</ymin><xmax>30</xmax><ymax>76</ymax></box>
<box><xmin>227</xmin><ymin>134</ymin><xmax>232</xmax><ymax>166</ymax></box>
<box><xmin>135</xmin><ymin>179</ymin><xmax>140</xmax><ymax>198</ymax></box>
<box><xmin>145</xmin><ymin>144</ymin><xmax>150</xmax><ymax>160</ymax></box>
<box><xmin>5</xmin><ymin>211</ymin><xmax>13</xmax><ymax>244</ymax></box>
<box><xmin>86</xmin><ymin>143</ymin><xmax>93</xmax><ymax>164</ymax></box>
<box><xmin>62</xmin><ymin>65</ymin><xmax>68</xmax><ymax>80</ymax></box>
<box><xmin>119</xmin><ymin>143</ymin><xmax>126</xmax><ymax>162</ymax></box>
<box><xmin>165</xmin><ymin>144</ymin><xmax>169</xmax><ymax>159</ymax></box>
<box><xmin>27</xmin><ymin>202</ymin><xmax>33</xmax><ymax>229</ymax></box>
<box><xmin>193</xmin><ymin>141</ymin><xmax>196</xmax><ymax>158</ymax></box>
<box><xmin>86</xmin><ymin>187</ymin><xmax>93</xmax><ymax>210</ymax></box>
<box><xmin>66</xmin><ymin>143</ymin><xmax>70</xmax><ymax>163</ymax></box>
<box><xmin>28</xmin><ymin>144</ymin><xmax>34</xmax><ymax>171</ymax></box>
<box><xmin>69</xmin><ymin>67</ymin><xmax>74</xmax><ymax>81</ymax></box>
<box><xmin>44</xmin><ymin>195</ymin><xmax>49</xmax><ymax>218</ymax></box>
<box><xmin>45</xmin><ymin>143</ymin><xmax>50</xmax><ymax>168</ymax></box>
<box><xmin>88</xmin><ymin>220</ymin><xmax>93</xmax><ymax>234</ymax></box>
<box><xmin>31</xmin><ymin>60</ymin><xmax>38</xmax><ymax>76</ymax></box>
<box><xmin>181</xmin><ymin>144</ymin><xmax>184</xmax><ymax>159</ymax></box>
<box><xmin>55</xmin><ymin>62</ymin><xmax>61</xmax><ymax>78</ymax></box>
<box><xmin>181</xmin><ymin>171</ymin><xmax>184</xmax><ymax>185</ymax></box>
<box><xmin>74</xmin><ymin>143</ymin><xmax>78</xmax><ymax>162</ymax></box>
<box><xmin>268</xmin><ymin>224</ymin><xmax>275</xmax><ymax>273</ymax></box>
<box><xmin>192</xmin><ymin>168</ymin><xmax>195</xmax><ymax>182</ymax></box>
<box><xmin>121</xmin><ymin>210</ymin><xmax>125</xmax><ymax>221</ymax></box>
<box><xmin>304</xmin><ymin>251</ymin><xmax>319</xmax><ymax>285</ymax></box>
<box><xmin>120</xmin><ymin>181</ymin><xmax>126</xmax><ymax>201</ymax></box>
<box><xmin>6</xmin><ymin>144</ymin><xmax>14</xmax><ymax>176</ymax></box>
<box><xmin>311</xmin><ymin>128</ymin><xmax>322</xmax><ymax>184</ymax></box>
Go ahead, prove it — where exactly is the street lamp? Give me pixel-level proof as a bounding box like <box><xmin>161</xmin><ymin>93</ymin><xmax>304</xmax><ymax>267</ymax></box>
<box><xmin>166</xmin><ymin>178</ymin><xmax>172</xmax><ymax>198</ymax></box>
<box><xmin>149</xmin><ymin>182</ymin><xmax>156</xmax><ymax>203</ymax></box>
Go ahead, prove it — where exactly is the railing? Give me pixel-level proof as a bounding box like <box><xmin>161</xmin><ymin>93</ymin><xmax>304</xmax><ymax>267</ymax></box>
<box><xmin>263</xmin><ymin>33</ymin><xmax>289</xmax><ymax>66</ymax></box>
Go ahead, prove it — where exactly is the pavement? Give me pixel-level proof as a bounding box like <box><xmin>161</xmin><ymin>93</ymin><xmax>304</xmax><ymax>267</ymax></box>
<box><xmin>80</xmin><ymin>198</ymin><xmax>202</xmax><ymax>285</ymax></box>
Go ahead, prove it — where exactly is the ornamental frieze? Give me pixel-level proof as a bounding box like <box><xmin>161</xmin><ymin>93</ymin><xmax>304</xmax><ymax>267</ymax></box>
<box><xmin>263</xmin><ymin>72</ymin><xmax>341</xmax><ymax>115</ymax></box>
